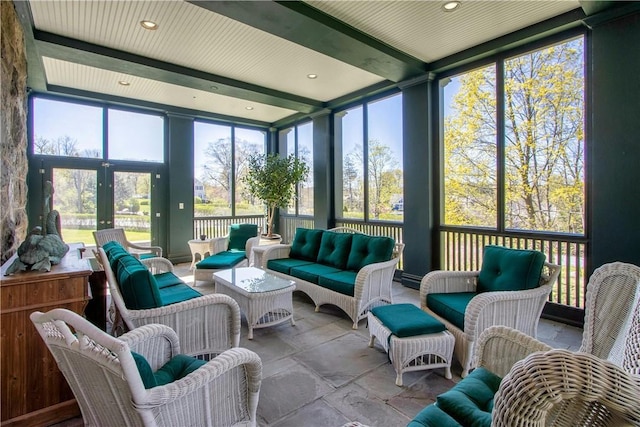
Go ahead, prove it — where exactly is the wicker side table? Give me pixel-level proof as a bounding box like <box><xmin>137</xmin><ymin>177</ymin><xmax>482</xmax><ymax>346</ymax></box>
<box><xmin>368</xmin><ymin>309</ymin><xmax>454</xmax><ymax>386</ymax></box>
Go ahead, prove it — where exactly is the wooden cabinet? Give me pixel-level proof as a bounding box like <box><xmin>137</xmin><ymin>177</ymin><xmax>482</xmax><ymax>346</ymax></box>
<box><xmin>1</xmin><ymin>244</ymin><xmax>91</xmax><ymax>426</ymax></box>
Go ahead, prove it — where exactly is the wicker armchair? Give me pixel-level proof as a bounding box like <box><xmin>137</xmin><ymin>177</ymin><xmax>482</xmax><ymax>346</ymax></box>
<box><xmin>409</xmin><ymin>262</ymin><xmax>640</xmax><ymax>427</ymax></box>
<box><xmin>420</xmin><ymin>250</ymin><xmax>561</xmax><ymax>377</ymax></box>
<box><xmin>30</xmin><ymin>309</ymin><xmax>262</xmax><ymax>427</ymax></box>
<box><xmin>492</xmin><ymin>347</ymin><xmax>640</xmax><ymax>426</ymax></box>
<box><xmin>97</xmin><ymin>247</ymin><xmax>241</xmax><ymax>359</ymax></box>
<box><xmin>93</xmin><ymin>227</ymin><xmax>162</xmax><ymax>259</ymax></box>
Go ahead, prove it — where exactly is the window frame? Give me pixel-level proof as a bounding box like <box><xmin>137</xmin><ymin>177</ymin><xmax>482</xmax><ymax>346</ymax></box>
<box><xmin>437</xmin><ymin>28</ymin><xmax>588</xmax><ymax>238</ymax></box>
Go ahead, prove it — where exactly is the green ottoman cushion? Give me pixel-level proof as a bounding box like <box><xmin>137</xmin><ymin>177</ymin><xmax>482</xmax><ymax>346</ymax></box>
<box><xmin>477</xmin><ymin>245</ymin><xmax>545</xmax><ymax>292</ymax></box>
<box><xmin>426</xmin><ymin>292</ymin><xmax>476</xmax><ymax>330</ymax></box>
<box><xmin>371</xmin><ymin>303</ymin><xmax>446</xmax><ymax>338</ymax></box>
<box><xmin>317</xmin><ymin>231</ymin><xmax>353</xmax><ymax>269</ymax></box>
<box><xmin>290</xmin><ymin>228</ymin><xmax>324</xmax><ymax>261</ymax></box>
<box><xmin>436</xmin><ymin>367</ymin><xmax>502</xmax><ymax>427</ymax></box>
<box><xmin>346</xmin><ymin>234</ymin><xmax>395</xmax><ymax>271</ymax></box>
<box><xmin>408</xmin><ymin>404</ymin><xmax>462</xmax><ymax>427</ymax></box>
<box><xmin>228</xmin><ymin>223</ymin><xmax>258</xmax><ymax>251</ymax></box>
<box><xmin>196</xmin><ymin>250</ymin><xmax>246</xmax><ymax>269</ymax></box>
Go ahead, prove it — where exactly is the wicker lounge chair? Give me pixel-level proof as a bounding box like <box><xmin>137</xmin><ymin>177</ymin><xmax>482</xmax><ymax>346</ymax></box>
<box><xmin>31</xmin><ymin>308</ymin><xmax>262</xmax><ymax>427</ymax></box>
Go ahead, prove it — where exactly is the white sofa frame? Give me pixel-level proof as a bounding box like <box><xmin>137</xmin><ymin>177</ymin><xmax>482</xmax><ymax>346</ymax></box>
<box><xmin>259</xmin><ymin>227</ymin><xmax>404</xmax><ymax>329</ymax></box>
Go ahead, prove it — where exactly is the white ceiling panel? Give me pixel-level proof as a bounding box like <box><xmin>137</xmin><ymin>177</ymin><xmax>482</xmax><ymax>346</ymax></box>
<box><xmin>306</xmin><ymin>0</ymin><xmax>580</xmax><ymax>62</ymax></box>
<box><xmin>29</xmin><ymin>0</ymin><xmax>384</xmax><ymax>102</ymax></box>
<box><xmin>42</xmin><ymin>57</ymin><xmax>297</xmax><ymax>123</ymax></box>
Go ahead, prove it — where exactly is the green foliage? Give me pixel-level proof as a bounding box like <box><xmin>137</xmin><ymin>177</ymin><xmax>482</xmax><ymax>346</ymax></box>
<box><xmin>443</xmin><ymin>38</ymin><xmax>584</xmax><ymax>234</ymax></box>
<box><xmin>242</xmin><ymin>153</ymin><xmax>309</xmax><ymax>235</ymax></box>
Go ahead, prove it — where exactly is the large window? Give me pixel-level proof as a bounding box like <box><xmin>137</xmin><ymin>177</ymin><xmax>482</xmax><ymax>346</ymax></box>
<box><xmin>335</xmin><ymin>93</ymin><xmax>403</xmax><ymax>221</ymax></box>
<box><xmin>33</xmin><ymin>98</ymin><xmax>103</xmax><ymax>158</ymax></box>
<box><xmin>193</xmin><ymin>121</ymin><xmax>266</xmax><ymax>217</ymax></box>
<box><xmin>441</xmin><ymin>36</ymin><xmax>585</xmax><ymax>235</ymax></box>
<box><xmin>281</xmin><ymin>121</ymin><xmax>314</xmax><ymax>216</ymax></box>
<box><xmin>33</xmin><ymin>98</ymin><xmax>164</xmax><ymax>163</ymax></box>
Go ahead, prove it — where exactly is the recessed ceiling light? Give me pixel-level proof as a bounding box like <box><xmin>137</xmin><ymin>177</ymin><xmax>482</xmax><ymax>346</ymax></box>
<box><xmin>307</xmin><ymin>74</ymin><xmax>318</xmax><ymax>79</ymax></box>
<box><xmin>140</xmin><ymin>20</ymin><xmax>158</xmax><ymax>30</ymax></box>
<box><xmin>210</xmin><ymin>85</ymin><xmax>218</xmax><ymax>90</ymax></box>
<box><xmin>118</xmin><ymin>80</ymin><xmax>130</xmax><ymax>86</ymax></box>
<box><xmin>442</xmin><ymin>1</ymin><xmax>460</xmax><ymax>11</ymax></box>
<box><xmin>245</xmin><ymin>106</ymin><xmax>254</xmax><ymax>110</ymax></box>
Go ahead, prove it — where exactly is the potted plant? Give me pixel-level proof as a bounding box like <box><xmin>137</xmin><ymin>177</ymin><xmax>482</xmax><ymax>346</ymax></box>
<box><xmin>243</xmin><ymin>153</ymin><xmax>309</xmax><ymax>238</ymax></box>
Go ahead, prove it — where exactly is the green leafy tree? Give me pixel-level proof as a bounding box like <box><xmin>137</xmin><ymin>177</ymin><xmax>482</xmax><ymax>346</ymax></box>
<box><xmin>242</xmin><ymin>153</ymin><xmax>309</xmax><ymax>237</ymax></box>
<box><xmin>444</xmin><ymin>38</ymin><xmax>584</xmax><ymax>233</ymax></box>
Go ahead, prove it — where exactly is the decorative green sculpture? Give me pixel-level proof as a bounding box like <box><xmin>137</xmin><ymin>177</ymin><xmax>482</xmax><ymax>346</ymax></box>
<box><xmin>4</xmin><ymin>181</ymin><xmax>69</xmax><ymax>275</ymax></box>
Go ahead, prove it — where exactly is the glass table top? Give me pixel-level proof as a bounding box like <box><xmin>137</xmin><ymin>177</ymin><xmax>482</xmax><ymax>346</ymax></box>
<box><xmin>214</xmin><ymin>267</ymin><xmax>294</xmax><ymax>293</ymax></box>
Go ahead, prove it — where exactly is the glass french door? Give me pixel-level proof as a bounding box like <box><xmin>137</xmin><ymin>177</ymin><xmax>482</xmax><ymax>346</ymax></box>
<box><xmin>111</xmin><ymin>170</ymin><xmax>153</xmax><ymax>246</ymax></box>
<box><xmin>49</xmin><ymin>165</ymin><xmax>158</xmax><ymax>248</ymax></box>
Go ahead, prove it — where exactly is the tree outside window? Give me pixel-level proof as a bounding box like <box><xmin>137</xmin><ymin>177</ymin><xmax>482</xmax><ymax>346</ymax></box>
<box><xmin>441</xmin><ymin>36</ymin><xmax>585</xmax><ymax>235</ymax></box>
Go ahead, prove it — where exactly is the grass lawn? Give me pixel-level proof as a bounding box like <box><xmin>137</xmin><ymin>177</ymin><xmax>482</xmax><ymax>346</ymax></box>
<box><xmin>61</xmin><ymin>229</ymin><xmax>151</xmax><ymax>246</ymax></box>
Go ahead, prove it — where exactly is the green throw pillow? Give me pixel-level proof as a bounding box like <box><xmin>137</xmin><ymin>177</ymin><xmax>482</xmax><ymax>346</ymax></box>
<box><xmin>290</xmin><ymin>228</ymin><xmax>324</xmax><ymax>261</ymax></box>
<box><xmin>228</xmin><ymin>224</ymin><xmax>258</xmax><ymax>251</ymax></box>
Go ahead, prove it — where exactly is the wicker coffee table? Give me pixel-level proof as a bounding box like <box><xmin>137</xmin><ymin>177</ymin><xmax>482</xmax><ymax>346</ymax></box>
<box><xmin>213</xmin><ymin>267</ymin><xmax>296</xmax><ymax>339</ymax></box>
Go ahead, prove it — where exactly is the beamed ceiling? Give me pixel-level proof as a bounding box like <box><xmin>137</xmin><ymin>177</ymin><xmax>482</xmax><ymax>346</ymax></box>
<box><xmin>12</xmin><ymin>0</ymin><xmax>637</xmax><ymax>127</ymax></box>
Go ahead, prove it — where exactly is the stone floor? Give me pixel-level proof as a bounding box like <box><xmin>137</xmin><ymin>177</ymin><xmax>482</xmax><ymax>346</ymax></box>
<box><xmin>54</xmin><ymin>263</ymin><xmax>583</xmax><ymax>427</ymax></box>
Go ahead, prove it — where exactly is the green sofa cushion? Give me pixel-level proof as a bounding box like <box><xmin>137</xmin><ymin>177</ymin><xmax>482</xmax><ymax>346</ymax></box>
<box><xmin>154</xmin><ymin>272</ymin><xmax>185</xmax><ymax>289</ymax></box>
<box><xmin>317</xmin><ymin>270</ymin><xmax>357</xmax><ymax>296</ymax></box>
<box><xmin>346</xmin><ymin>234</ymin><xmax>395</xmax><ymax>271</ymax></box>
<box><xmin>267</xmin><ymin>258</ymin><xmax>315</xmax><ymax>275</ymax></box>
<box><xmin>317</xmin><ymin>231</ymin><xmax>353</xmax><ymax>269</ymax></box>
<box><xmin>159</xmin><ymin>284</ymin><xmax>202</xmax><ymax>306</ymax></box>
<box><xmin>103</xmin><ymin>241</ymin><xmax>130</xmax><ymax>271</ymax></box>
<box><xmin>116</xmin><ymin>255</ymin><xmax>162</xmax><ymax>309</ymax></box>
<box><xmin>131</xmin><ymin>352</ymin><xmax>207</xmax><ymax>389</ymax></box>
<box><xmin>408</xmin><ymin>404</ymin><xmax>462</xmax><ymax>427</ymax></box>
<box><xmin>228</xmin><ymin>223</ymin><xmax>258</xmax><ymax>251</ymax></box>
<box><xmin>477</xmin><ymin>245</ymin><xmax>545</xmax><ymax>293</ymax></box>
<box><xmin>290</xmin><ymin>228</ymin><xmax>324</xmax><ymax>261</ymax></box>
<box><xmin>289</xmin><ymin>263</ymin><xmax>342</xmax><ymax>285</ymax></box>
<box><xmin>371</xmin><ymin>303</ymin><xmax>446</xmax><ymax>338</ymax></box>
<box><xmin>196</xmin><ymin>250</ymin><xmax>246</xmax><ymax>269</ymax></box>
<box><xmin>436</xmin><ymin>367</ymin><xmax>502</xmax><ymax>427</ymax></box>
<box><xmin>426</xmin><ymin>292</ymin><xmax>476</xmax><ymax>330</ymax></box>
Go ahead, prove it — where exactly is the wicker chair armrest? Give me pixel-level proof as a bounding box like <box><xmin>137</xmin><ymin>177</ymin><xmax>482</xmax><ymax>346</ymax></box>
<box><xmin>245</xmin><ymin>235</ymin><xmax>261</xmax><ymax>253</ymax></box>
<box><xmin>140</xmin><ymin>256</ymin><xmax>174</xmax><ymax>274</ymax></box>
<box><xmin>419</xmin><ymin>270</ymin><xmax>480</xmax><ymax>308</ymax></box>
<box><xmin>493</xmin><ymin>348</ymin><xmax>640</xmax><ymax>426</ymax></box>
<box><xmin>463</xmin><ymin>284</ymin><xmax>553</xmax><ymax>339</ymax></box>
<box><xmin>136</xmin><ymin>348</ymin><xmax>262</xmax><ymax>408</ymax></box>
<box><xmin>209</xmin><ymin>236</ymin><xmax>229</xmax><ymax>254</ymax></box>
<box><xmin>127</xmin><ymin>241</ymin><xmax>162</xmax><ymax>257</ymax></box>
<box><xmin>474</xmin><ymin>325</ymin><xmax>552</xmax><ymax>377</ymax></box>
<box><xmin>126</xmin><ymin>294</ymin><xmax>242</xmax><ymax>352</ymax></box>
<box><xmin>260</xmin><ymin>244</ymin><xmax>292</xmax><ymax>264</ymax></box>
<box><xmin>119</xmin><ymin>324</ymin><xmax>180</xmax><ymax>370</ymax></box>
<box><xmin>353</xmin><ymin>257</ymin><xmax>400</xmax><ymax>300</ymax></box>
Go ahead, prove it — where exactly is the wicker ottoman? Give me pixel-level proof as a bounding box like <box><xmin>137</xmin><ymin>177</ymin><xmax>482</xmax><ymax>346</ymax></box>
<box><xmin>368</xmin><ymin>304</ymin><xmax>454</xmax><ymax>386</ymax></box>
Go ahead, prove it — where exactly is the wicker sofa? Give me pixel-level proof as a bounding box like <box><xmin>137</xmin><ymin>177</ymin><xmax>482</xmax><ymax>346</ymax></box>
<box><xmin>259</xmin><ymin>227</ymin><xmax>404</xmax><ymax>329</ymax></box>
<box><xmin>98</xmin><ymin>241</ymin><xmax>241</xmax><ymax>358</ymax></box>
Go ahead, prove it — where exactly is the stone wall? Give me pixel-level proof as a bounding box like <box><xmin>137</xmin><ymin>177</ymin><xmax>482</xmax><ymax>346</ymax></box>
<box><xmin>1</xmin><ymin>1</ymin><xmax>29</xmax><ymax>264</ymax></box>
